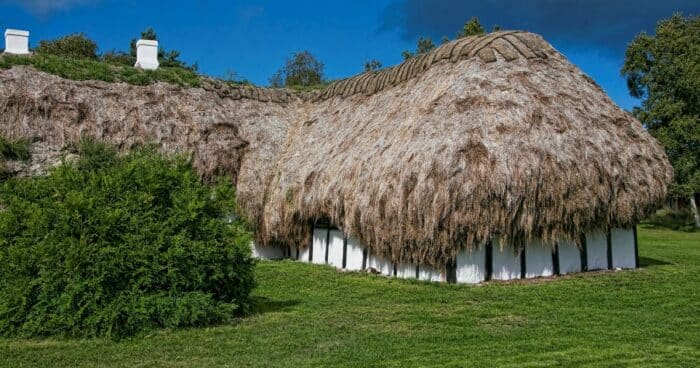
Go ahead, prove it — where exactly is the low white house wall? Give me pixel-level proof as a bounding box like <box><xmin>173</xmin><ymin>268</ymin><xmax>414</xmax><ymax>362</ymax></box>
<box><xmin>456</xmin><ymin>246</ymin><xmax>486</xmax><ymax>283</ymax></box>
<box><xmin>327</xmin><ymin>229</ymin><xmax>345</xmax><ymax>269</ymax></box>
<box><xmin>524</xmin><ymin>240</ymin><xmax>554</xmax><ymax>278</ymax></box>
<box><xmin>252</xmin><ymin>225</ymin><xmax>638</xmax><ymax>284</ymax></box>
<box><xmin>345</xmin><ymin>236</ymin><xmax>365</xmax><ymax>271</ymax></box>
<box><xmin>492</xmin><ymin>237</ymin><xmax>521</xmax><ymax>281</ymax></box>
<box><xmin>610</xmin><ymin>228</ymin><xmax>637</xmax><ymax>269</ymax></box>
<box><xmin>418</xmin><ymin>265</ymin><xmax>445</xmax><ymax>282</ymax></box>
<box><xmin>311</xmin><ymin>227</ymin><xmax>328</xmax><ymax>265</ymax></box>
<box><xmin>585</xmin><ymin>231</ymin><xmax>609</xmax><ymax>270</ymax></box>
<box><xmin>396</xmin><ymin>262</ymin><xmax>417</xmax><ymax>279</ymax></box>
<box><xmin>251</xmin><ymin>242</ymin><xmax>284</xmax><ymax>260</ymax></box>
<box><xmin>368</xmin><ymin>252</ymin><xmax>393</xmax><ymax>276</ymax></box>
<box><xmin>557</xmin><ymin>239</ymin><xmax>582</xmax><ymax>275</ymax></box>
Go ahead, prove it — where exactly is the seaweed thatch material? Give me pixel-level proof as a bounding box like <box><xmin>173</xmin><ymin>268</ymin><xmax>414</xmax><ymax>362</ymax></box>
<box><xmin>0</xmin><ymin>31</ymin><xmax>672</xmax><ymax>267</ymax></box>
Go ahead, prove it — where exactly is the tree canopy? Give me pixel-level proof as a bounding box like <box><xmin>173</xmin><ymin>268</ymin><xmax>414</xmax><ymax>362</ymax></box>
<box><xmin>269</xmin><ymin>51</ymin><xmax>325</xmax><ymax>88</ymax></box>
<box><xmin>457</xmin><ymin>17</ymin><xmax>486</xmax><ymax>38</ymax></box>
<box><xmin>402</xmin><ymin>17</ymin><xmax>489</xmax><ymax>60</ymax></box>
<box><xmin>36</xmin><ymin>33</ymin><xmax>99</xmax><ymax>60</ymax></box>
<box><xmin>364</xmin><ymin>59</ymin><xmax>382</xmax><ymax>72</ymax></box>
<box><xmin>621</xmin><ymin>14</ymin><xmax>699</xmax><ymax>199</ymax></box>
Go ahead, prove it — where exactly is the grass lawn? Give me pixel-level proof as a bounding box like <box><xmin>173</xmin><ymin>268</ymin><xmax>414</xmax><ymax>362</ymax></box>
<box><xmin>1</xmin><ymin>226</ymin><xmax>698</xmax><ymax>367</ymax></box>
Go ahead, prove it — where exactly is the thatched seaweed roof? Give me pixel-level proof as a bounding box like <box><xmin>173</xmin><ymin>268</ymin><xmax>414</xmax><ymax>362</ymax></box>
<box><xmin>257</xmin><ymin>31</ymin><xmax>672</xmax><ymax>266</ymax></box>
<box><xmin>0</xmin><ymin>31</ymin><xmax>672</xmax><ymax>267</ymax></box>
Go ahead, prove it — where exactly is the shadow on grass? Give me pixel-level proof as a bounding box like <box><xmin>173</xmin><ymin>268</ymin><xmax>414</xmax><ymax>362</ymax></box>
<box><xmin>638</xmin><ymin>256</ymin><xmax>672</xmax><ymax>267</ymax></box>
<box><xmin>250</xmin><ymin>297</ymin><xmax>300</xmax><ymax>315</ymax></box>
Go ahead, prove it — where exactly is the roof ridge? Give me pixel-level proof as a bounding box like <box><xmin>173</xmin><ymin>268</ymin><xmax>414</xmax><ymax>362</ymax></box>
<box><xmin>316</xmin><ymin>31</ymin><xmax>553</xmax><ymax>101</ymax></box>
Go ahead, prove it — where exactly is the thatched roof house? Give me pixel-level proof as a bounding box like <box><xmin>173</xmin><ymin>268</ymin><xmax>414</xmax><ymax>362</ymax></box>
<box><xmin>0</xmin><ymin>31</ymin><xmax>672</xmax><ymax>281</ymax></box>
<box><xmin>258</xmin><ymin>31</ymin><xmax>672</xmax><ymax>268</ymax></box>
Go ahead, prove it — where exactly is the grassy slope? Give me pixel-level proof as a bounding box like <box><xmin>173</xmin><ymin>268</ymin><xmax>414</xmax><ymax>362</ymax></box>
<box><xmin>1</xmin><ymin>226</ymin><xmax>698</xmax><ymax>367</ymax></box>
<box><xmin>0</xmin><ymin>54</ymin><xmax>201</xmax><ymax>87</ymax></box>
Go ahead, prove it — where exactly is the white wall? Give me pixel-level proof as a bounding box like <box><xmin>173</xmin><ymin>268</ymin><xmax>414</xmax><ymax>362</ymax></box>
<box><xmin>396</xmin><ymin>262</ymin><xmax>417</xmax><ymax>279</ymax></box>
<box><xmin>251</xmin><ymin>242</ymin><xmax>284</xmax><ymax>260</ymax></box>
<box><xmin>311</xmin><ymin>227</ymin><xmax>328</xmax><ymax>265</ymax></box>
<box><xmin>492</xmin><ymin>237</ymin><xmax>521</xmax><ymax>280</ymax></box>
<box><xmin>418</xmin><ymin>265</ymin><xmax>444</xmax><ymax>282</ymax></box>
<box><xmin>611</xmin><ymin>228</ymin><xmax>636</xmax><ymax>269</ymax></box>
<box><xmin>368</xmin><ymin>252</ymin><xmax>393</xmax><ymax>276</ymax></box>
<box><xmin>586</xmin><ymin>231</ymin><xmax>608</xmax><ymax>270</ymax></box>
<box><xmin>298</xmin><ymin>246</ymin><xmax>311</xmax><ymax>263</ymax></box>
<box><xmin>524</xmin><ymin>240</ymin><xmax>554</xmax><ymax>278</ymax></box>
<box><xmin>456</xmin><ymin>246</ymin><xmax>486</xmax><ymax>284</ymax></box>
<box><xmin>327</xmin><ymin>229</ymin><xmax>345</xmax><ymax>269</ymax></box>
<box><xmin>557</xmin><ymin>239</ymin><xmax>581</xmax><ymax>275</ymax></box>
<box><xmin>345</xmin><ymin>236</ymin><xmax>365</xmax><ymax>271</ymax></box>
<box><xmin>299</xmin><ymin>226</ymin><xmax>631</xmax><ymax>282</ymax></box>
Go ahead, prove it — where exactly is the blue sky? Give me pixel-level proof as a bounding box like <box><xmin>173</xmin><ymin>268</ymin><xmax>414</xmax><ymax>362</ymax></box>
<box><xmin>1</xmin><ymin>0</ymin><xmax>698</xmax><ymax>110</ymax></box>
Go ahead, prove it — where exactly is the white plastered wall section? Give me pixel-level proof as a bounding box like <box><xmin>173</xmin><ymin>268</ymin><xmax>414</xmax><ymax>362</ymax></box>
<box><xmin>251</xmin><ymin>226</ymin><xmax>638</xmax><ymax>283</ymax></box>
<box><xmin>610</xmin><ymin>228</ymin><xmax>637</xmax><ymax>269</ymax></box>
<box><xmin>456</xmin><ymin>245</ymin><xmax>486</xmax><ymax>283</ymax></box>
<box><xmin>557</xmin><ymin>239</ymin><xmax>582</xmax><ymax>275</ymax></box>
<box><xmin>492</xmin><ymin>237</ymin><xmax>521</xmax><ymax>281</ymax></box>
<box><xmin>585</xmin><ymin>231</ymin><xmax>609</xmax><ymax>270</ymax></box>
<box><xmin>524</xmin><ymin>240</ymin><xmax>554</xmax><ymax>278</ymax></box>
<box><xmin>311</xmin><ymin>227</ymin><xmax>328</xmax><ymax>265</ymax></box>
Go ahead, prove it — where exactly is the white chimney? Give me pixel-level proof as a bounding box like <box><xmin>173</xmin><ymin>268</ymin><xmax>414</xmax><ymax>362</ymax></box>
<box><xmin>134</xmin><ymin>39</ymin><xmax>159</xmax><ymax>70</ymax></box>
<box><xmin>4</xmin><ymin>29</ymin><xmax>30</xmax><ymax>55</ymax></box>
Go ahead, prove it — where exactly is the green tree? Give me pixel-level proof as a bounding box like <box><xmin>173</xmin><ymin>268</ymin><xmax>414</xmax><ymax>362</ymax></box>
<box><xmin>416</xmin><ymin>37</ymin><xmax>435</xmax><ymax>54</ymax></box>
<box><xmin>36</xmin><ymin>33</ymin><xmax>98</xmax><ymax>59</ymax></box>
<box><xmin>269</xmin><ymin>51</ymin><xmax>324</xmax><ymax>88</ymax></box>
<box><xmin>401</xmin><ymin>36</ymin><xmax>435</xmax><ymax>60</ymax></box>
<box><xmin>621</xmin><ymin>14</ymin><xmax>700</xmax><ymax>227</ymax></box>
<box><xmin>363</xmin><ymin>59</ymin><xmax>382</xmax><ymax>72</ymax></box>
<box><xmin>457</xmin><ymin>17</ymin><xmax>485</xmax><ymax>38</ymax></box>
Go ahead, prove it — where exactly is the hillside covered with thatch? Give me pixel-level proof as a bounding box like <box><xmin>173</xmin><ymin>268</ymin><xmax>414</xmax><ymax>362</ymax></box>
<box><xmin>0</xmin><ymin>31</ymin><xmax>673</xmax><ymax>267</ymax></box>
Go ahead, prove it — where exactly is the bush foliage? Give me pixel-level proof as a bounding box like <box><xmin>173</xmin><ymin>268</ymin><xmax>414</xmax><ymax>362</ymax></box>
<box><xmin>642</xmin><ymin>207</ymin><xmax>698</xmax><ymax>232</ymax></box>
<box><xmin>0</xmin><ymin>141</ymin><xmax>255</xmax><ymax>338</ymax></box>
<box><xmin>36</xmin><ymin>33</ymin><xmax>99</xmax><ymax>60</ymax></box>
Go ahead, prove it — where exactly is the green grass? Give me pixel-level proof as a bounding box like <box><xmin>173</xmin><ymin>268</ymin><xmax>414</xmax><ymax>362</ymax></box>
<box><xmin>0</xmin><ymin>136</ymin><xmax>30</xmax><ymax>161</ymax></box>
<box><xmin>0</xmin><ymin>53</ymin><xmax>201</xmax><ymax>87</ymax></box>
<box><xmin>1</xmin><ymin>226</ymin><xmax>698</xmax><ymax>367</ymax></box>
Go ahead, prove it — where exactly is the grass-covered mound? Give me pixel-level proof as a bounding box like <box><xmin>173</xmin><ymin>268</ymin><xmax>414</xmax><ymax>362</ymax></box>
<box><xmin>0</xmin><ymin>53</ymin><xmax>202</xmax><ymax>87</ymax></box>
<box><xmin>0</xmin><ymin>141</ymin><xmax>255</xmax><ymax>338</ymax></box>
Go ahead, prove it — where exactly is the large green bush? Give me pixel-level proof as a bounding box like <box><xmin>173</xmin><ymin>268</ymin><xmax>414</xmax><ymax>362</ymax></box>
<box><xmin>642</xmin><ymin>207</ymin><xmax>697</xmax><ymax>232</ymax></box>
<box><xmin>36</xmin><ymin>33</ymin><xmax>99</xmax><ymax>60</ymax></box>
<box><xmin>0</xmin><ymin>141</ymin><xmax>255</xmax><ymax>338</ymax></box>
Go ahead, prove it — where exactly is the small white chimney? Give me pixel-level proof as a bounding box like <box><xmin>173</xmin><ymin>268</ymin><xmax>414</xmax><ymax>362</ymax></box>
<box><xmin>134</xmin><ymin>39</ymin><xmax>159</xmax><ymax>70</ymax></box>
<box><xmin>4</xmin><ymin>29</ymin><xmax>30</xmax><ymax>55</ymax></box>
